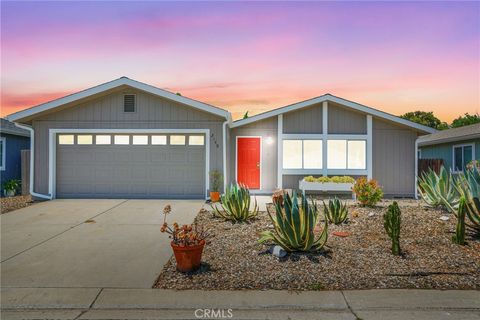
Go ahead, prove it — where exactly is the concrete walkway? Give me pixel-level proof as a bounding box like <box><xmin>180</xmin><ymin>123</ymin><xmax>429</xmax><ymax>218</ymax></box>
<box><xmin>1</xmin><ymin>199</ymin><xmax>203</xmax><ymax>288</ymax></box>
<box><xmin>1</xmin><ymin>288</ymin><xmax>479</xmax><ymax>319</ymax></box>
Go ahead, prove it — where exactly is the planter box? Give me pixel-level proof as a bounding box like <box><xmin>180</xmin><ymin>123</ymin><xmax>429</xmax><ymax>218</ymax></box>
<box><xmin>299</xmin><ymin>180</ymin><xmax>355</xmax><ymax>199</ymax></box>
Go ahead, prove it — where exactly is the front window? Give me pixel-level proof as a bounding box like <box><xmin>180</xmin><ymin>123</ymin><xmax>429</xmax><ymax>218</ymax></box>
<box><xmin>327</xmin><ymin>139</ymin><xmax>366</xmax><ymax>170</ymax></box>
<box><xmin>282</xmin><ymin>140</ymin><xmax>322</xmax><ymax>169</ymax></box>
<box><xmin>453</xmin><ymin>144</ymin><xmax>473</xmax><ymax>172</ymax></box>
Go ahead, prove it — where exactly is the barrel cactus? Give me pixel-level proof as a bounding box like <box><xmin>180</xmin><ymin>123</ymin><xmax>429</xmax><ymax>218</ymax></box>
<box><xmin>259</xmin><ymin>192</ymin><xmax>328</xmax><ymax>252</ymax></box>
<box><xmin>384</xmin><ymin>201</ymin><xmax>401</xmax><ymax>256</ymax></box>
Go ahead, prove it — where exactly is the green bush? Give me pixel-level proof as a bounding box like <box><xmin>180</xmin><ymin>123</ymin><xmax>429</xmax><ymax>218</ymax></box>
<box><xmin>303</xmin><ymin>176</ymin><xmax>355</xmax><ymax>183</ymax></box>
<box><xmin>352</xmin><ymin>177</ymin><xmax>383</xmax><ymax>207</ymax></box>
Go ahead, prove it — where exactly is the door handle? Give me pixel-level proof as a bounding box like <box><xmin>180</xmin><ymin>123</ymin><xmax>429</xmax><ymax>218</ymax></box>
<box><xmin>256</xmin><ymin>162</ymin><xmax>260</xmax><ymax>168</ymax></box>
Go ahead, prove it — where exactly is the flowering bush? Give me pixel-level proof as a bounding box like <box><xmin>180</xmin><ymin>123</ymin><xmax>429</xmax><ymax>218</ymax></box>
<box><xmin>352</xmin><ymin>177</ymin><xmax>384</xmax><ymax>207</ymax></box>
<box><xmin>303</xmin><ymin>176</ymin><xmax>356</xmax><ymax>183</ymax></box>
<box><xmin>160</xmin><ymin>205</ymin><xmax>209</xmax><ymax>246</ymax></box>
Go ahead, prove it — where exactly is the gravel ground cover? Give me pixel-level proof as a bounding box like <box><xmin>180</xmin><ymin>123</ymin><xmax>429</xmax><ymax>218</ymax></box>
<box><xmin>154</xmin><ymin>201</ymin><xmax>480</xmax><ymax>290</ymax></box>
<box><xmin>0</xmin><ymin>195</ymin><xmax>34</xmax><ymax>214</ymax></box>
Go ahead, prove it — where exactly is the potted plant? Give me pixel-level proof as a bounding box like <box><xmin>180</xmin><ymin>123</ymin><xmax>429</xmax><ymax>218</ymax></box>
<box><xmin>160</xmin><ymin>205</ymin><xmax>210</xmax><ymax>272</ymax></box>
<box><xmin>209</xmin><ymin>170</ymin><xmax>222</xmax><ymax>202</ymax></box>
<box><xmin>3</xmin><ymin>179</ymin><xmax>20</xmax><ymax>197</ymax></box>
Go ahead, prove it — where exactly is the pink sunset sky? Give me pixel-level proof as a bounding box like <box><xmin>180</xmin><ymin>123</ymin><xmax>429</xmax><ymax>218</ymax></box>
<box><xmin>1</xmin><ymin>1</ymin><xmax>479</xmax><ymax>121</ymax></box>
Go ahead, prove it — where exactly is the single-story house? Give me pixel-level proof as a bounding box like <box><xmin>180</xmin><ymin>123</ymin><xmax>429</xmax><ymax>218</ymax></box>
<box><xmin>7</xmin><ymin>77</ymin><xmax>435</xmax><ymax>200</ymax></box>
<box><xmin>0</xmin><ymin>118</ymin><xmax>30</xmax><ymax>194</ymax></box>
<box><xmin>417</xmin><ymin>123</ymin><xmax>480</xmax><ymax>173</ymax></box>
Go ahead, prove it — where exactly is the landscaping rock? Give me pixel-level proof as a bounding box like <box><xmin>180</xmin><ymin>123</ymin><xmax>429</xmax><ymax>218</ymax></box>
<box><xmin>439</xmin><ymin>215</ymin><xmax>450</xmax><ymax>221</ymax></box>
<box><xmin>271</xmin><ymin>245</ymin><xmax>287</xmax><ymax>258</ymax></box>
<box><xmin>368</xmin><ymin>212</ymin><xmax>375</xmax><ymax>217</ymax></box>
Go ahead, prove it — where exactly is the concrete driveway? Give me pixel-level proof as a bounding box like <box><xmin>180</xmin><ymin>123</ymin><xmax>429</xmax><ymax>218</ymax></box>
<box><xmin>1</xmin><ymin>199</ymin><xmax>204</xmax><ymax>288</ymax></box>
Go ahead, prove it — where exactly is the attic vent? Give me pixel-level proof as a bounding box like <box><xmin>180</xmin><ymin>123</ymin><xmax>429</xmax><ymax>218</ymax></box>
<box><xmin>124</xmin><ymin>94</ymin><xmax>136</xmax><ymax>112</ymax></box>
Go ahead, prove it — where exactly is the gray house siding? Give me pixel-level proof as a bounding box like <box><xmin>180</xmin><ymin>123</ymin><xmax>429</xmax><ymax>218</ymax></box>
<box><xmin>419</xmin><ymin>139</ymin><xmax>480</xmax><ymax>172</ymax></box>
<box><xmin>228</xmin><ymin>117</ymin><xmax>278</xmax><ymax>192</ymax></box>
<box><xmin>328</xmin><ymin>103</ymin><xmax>367</xmax><ymax>134</ymax></box>
<box><xmin>283</xmin><ymin>104</ymin><xmax>322</xmax><ymax>134</ymax></box>
<box><xmin>372</xmin><ymin>119</ymin><xmax>418</xmax><ymax>197</ymax></box>
<box><xmin>0</xmin><ymin>133</ymin><xmax>30</xmax><ymax>193</ymax></box>
<box><xmin>30</xmin><ymin>89</ymin><xmax>225</xmax><ymax>196</ymax></box>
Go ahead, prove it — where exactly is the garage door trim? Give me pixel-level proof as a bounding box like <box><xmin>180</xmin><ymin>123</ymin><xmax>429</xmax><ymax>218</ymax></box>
<box><xmin>48</xmin><ymin>128</ymin><xmax>210</xmax><ymax>199</ymax></box>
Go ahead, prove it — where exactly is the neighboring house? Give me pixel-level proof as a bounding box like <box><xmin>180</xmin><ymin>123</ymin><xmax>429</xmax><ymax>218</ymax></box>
<box><xmin>0</xmin><ymin>118</ymin><xmax>30</xmax><ymax>194</ymax></box>
<box><xmin>417</xmin><ymin>123</ymin><xmax>480</xmax><ymax>173</ymax></box>
<box><xmin>7</xmin><ymin>77</ymin><xmax>435</xmax><ymax>200</ymax></box>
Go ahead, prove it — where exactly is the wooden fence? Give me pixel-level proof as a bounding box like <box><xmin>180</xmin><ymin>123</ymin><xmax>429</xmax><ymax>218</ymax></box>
<box><xmin>418</xmin><ymin>158</ymin><xmax>444</xmax><ymax>176</ymax></box>
<box><xmin>21</xmin><ymin>150</ymin><xmax>30</xmax><ymax>195</ymax></box>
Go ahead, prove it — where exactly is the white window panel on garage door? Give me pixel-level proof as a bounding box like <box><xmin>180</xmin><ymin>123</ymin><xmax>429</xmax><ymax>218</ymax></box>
<box><xmin>54</xmin><ymin>132</ymin><xmax>207</xmax><ymax>199</ymax></box>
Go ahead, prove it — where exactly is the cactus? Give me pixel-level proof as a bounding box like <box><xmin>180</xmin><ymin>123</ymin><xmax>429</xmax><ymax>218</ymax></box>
<box><xmin>259</xmin><ymin>192</ymin><xmax>328</xmax><ymax>252</ymax></box>
<box><xmin>211</xmin><ymin>183</ymin><xmax>258</xmax><ymax>222</ymax></box>
<box><xmin>452</xmin><ymin>197</ymin><xmax>467</xmax><ymax>245</ymax></box>
<box><xmin>384</xmin><ymin>201</ymin><xmax>401</xmax><ymax>256</ymax></box>
<box><xmin>323</xmin><ymin>197</ymin><xmax>349</xmax><ymax>225</ymax></box>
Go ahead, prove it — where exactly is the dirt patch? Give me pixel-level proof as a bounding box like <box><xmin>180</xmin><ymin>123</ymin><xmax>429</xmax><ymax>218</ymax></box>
<box><xmin>154</xmin><ymin>202</ymin><xmax>480</xmax><ymax>290</ymax></box>
<box><xmin>1</xmin><ymin>195</ymin><xmax>34</xmax><ymax>214</ymax></box>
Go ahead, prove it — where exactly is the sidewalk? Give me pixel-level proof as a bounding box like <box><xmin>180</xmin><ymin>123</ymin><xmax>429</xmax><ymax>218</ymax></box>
<box><xmin>1</xmin><ymin>288</ymin><xmax>479</xmax><ymax>319</ymax></box>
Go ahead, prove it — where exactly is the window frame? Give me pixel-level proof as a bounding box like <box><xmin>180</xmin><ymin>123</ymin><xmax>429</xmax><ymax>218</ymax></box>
<box><xmin>0</xmin><ymin>137</ymin><xmax>5</xmax><ymax>171</ymax></box>
<box><xmin>282</xmin><ymin>139</ymin><xmax>323</xmax><ymax>170</ymax></box>
<box><xmin>452</xmin><ymin>143</ymin><xmax>475</xmax><ymax>173</ymax></box>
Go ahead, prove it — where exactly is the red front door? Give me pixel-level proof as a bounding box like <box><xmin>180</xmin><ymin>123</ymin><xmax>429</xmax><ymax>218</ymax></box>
<box><xmin>237</xmin><ymin>137</ymin><xmax>261</xmax><ymax>189</ymax></box>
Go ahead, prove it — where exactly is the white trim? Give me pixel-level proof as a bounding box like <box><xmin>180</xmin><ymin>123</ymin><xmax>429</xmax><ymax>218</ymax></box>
<box><xmin>235</xmin><ymin>136</ymin><xmax>262</xmax><ymax>190</ymax></box>
<box><xmin>366</xmin><ymin>115</ymin><xmax>373</xmax><ymax>179</ymax></box>
<box><xmin>48</xmin><ymin>128</ymin><xmax>210</xmax><ymax>199</ymax></box>
<box><xmin>7</xmin><ymin>77</ymin><xmax>230</xmax><ymax>122</ymax></box>
<box><xmin>277</xmin><ymin>115</ymin><xmax>283</xmax><ymax>189</ymax></box>
<box><xmin>415</xmin><ymin>139</ymin><xmax>419</xmax><ymax>199</ymax></box>
<box><xmin>222</xmin><ymin>121</ymin><xmax>228</xmax><ymax>193</ymax></box>
<box><xmin>13</xmin><ymin>123</ymin><xmax>51</xmax><ymax>199</ymax></box>
<box><xmin>0</xmin><ymin>137</ymin><xmax>6</xmax><ymax>171</ymax></box>
<box><xmin>452</xmin><ymin>143</ymin><xmax>475</xmax><ymax>173</ymax></box>
<box><xmin>322</xmin><ymin>101</ymin><xmax>328</xmax><ymax>176</ymax></box>
<box><xmin>282</xmin><ymin>133</ymin><xmax>368</xmax><ymax>140</ymax></box>
<box><xmin>230</xmin><ymin>94</ymin><xmax>436</xmax><ymax>134</ymax></box>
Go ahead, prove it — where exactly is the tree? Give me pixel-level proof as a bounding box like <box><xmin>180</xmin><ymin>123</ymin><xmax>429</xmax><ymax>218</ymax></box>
<box><xmin>400</xmin><ymin>111</ymin><xmax>448</xmax><ymax>130</ymax></box>
<box><xmin>450</xmin><ymin>113</ymin><xmax>480</xmax><ymax>128</ymax></box>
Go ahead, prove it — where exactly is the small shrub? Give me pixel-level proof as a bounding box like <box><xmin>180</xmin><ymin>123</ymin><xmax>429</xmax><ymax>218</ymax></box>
<box><xmin>259</xmin><ymin>192</ymin><xmax>328</xmax><ymax>252</ymax></box>
<box><xmin>384</xmin><ymin>201</ymin><xmax>401</xmax><ymax>256</ymax></box>
<box><xmin>2</xmin><ymin>179</ymin><xmax>20</xmax><ymax>194</ymax></box>
<box><xmin>323</xmin><ymin>197</ymin><xmax>349</xmax><ymax>225</ymax></box>
<box><xmin>303</xmin><ymin>176</ymin><xmax>355</xmax><ymax>183</ymax></box>
<box><xmin>352</xmin><ymin>177</ymin><xmax>383</xmax><ymax>207</ymax></box>
<box><xmin>211</xmin><ymin>183</ymin><xmax>258</xmax><ymax>222</ymax></box>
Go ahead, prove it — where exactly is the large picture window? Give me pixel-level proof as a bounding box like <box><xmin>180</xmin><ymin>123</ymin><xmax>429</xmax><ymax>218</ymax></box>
<box><xmin>283</xmin><ymin>140</ymin><xmax>322</xmax><ymax>169</ymax></box>
<box><xmin>327</xmin><ymin>139</ymin><xmax>366</xmax><ymax>170</ymax></box>
<box><xmin>453</xmin><ymin>144</ymin><xmax>473</xmax><ymax>172</ymax></box>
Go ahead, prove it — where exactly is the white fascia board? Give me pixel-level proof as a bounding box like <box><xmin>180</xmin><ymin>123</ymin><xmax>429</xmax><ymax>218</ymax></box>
<box><xmin>7</xmin><ymin>77</ymin><xmax>230</xmax><ymax>122</ymax></box>
<box><xmin>230</xmin><ymin>94</ymin><xmax>437</xmax><ymax>134</ymax></box>
<box><xmin>417</xmin><ymin>133</ymin><xmax>480</xmax><ymax>147</ymax></box>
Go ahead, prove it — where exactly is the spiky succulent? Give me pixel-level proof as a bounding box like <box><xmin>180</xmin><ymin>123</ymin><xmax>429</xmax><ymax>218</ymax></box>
<box><xmin>259</xmin><ymin>192</ymin><xmax>328</xmax><ymax>252</ymax></box>
<box><xmin>211</xmin><ymin>183</ymin><xmax>258</xmax><ymax>222</ymax></box>
<box><xmin>452</xmin><ymin>197</ymin><xmax>467</xmax><ymax>245</ymax></box>
<box><xmin>454</xmin><ymin>167</ymin><xmax>480</xmax><ymax>232</ymax></box>
<box><xmin>418</xmin><ymin>167</ymin><xmax>459</xmax><ymax>211</ymax></box>
<box><xmin>323</xmin><ymin>197</ymin><xmax>349</xmax><ymax>225</ymax></box>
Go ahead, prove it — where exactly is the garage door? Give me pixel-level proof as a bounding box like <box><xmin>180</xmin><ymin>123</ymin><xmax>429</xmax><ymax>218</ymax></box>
<box><xmin>55</xmin><ymin>133</ymin><xmax>206</xmax><ymax>199</ymax></box>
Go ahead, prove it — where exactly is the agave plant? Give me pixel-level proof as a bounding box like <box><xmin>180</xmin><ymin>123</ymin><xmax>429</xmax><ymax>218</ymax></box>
<box><xmin>418</xmin><ymin>167</ymin><xmax>459</xmax><ymax>211</ymax></box>
<box><xmin>259</xmin><ymin>192</ymin><xmax>328</xmax><ymax>252</ymax></box>
<box><xmin>323</xmin><ymin>197</ymin><xmax>349</xmax><ymax>225</ymax></box>
<box><xmin>454</xmin><ymin>167</ymin><xmax>480</xmax><ymax>232</ymax></box>
<box><xmin>211</xmin><ymin>183</ymin><xmax>258</xmax><ymax>222</ymax></box>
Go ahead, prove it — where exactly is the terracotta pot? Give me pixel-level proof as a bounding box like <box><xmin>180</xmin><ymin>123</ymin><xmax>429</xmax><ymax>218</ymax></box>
<box><xmin>210</xmin><ymin>191</ymin><xmax>220</xmax><ymax>202</ymax></box>
<box><xmin>171</xmin><ymin>240</ymin><xmax>205</xmax><ymax>272</ymax></box>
